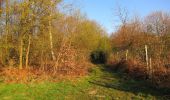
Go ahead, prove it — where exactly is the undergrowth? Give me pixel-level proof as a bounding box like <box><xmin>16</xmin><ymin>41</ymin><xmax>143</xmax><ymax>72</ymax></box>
<box><xmin>0</xmin><ymin>65</ymin><xmax>169</xmax><ymax>100</ymax></box>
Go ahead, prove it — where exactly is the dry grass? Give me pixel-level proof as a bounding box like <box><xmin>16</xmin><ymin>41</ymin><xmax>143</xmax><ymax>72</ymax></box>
<box><xmin>0</xmin><ymin>64</ymin><xmax>89</xmax><ymax>84</ymax></box>
<box><xmin>108</xmin><ymin>59</ymin><xmax>170</xmax><ymax>89</ymax></box>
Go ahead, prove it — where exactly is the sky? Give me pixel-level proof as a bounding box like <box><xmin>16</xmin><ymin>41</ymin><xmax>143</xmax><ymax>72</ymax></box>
<box><xmin>63</xmin><ymin>0</ymin><xmax>170</xmax><ymax>34</ymax></box>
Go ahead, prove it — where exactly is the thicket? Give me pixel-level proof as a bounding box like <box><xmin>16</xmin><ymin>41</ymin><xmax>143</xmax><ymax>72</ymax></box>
<box><xmin>0</xmin><ymin>0</ymin><xmax>111</xmax><ymax>83</ymax></box>
<box><xmin>110</xmin><ymin>11</ymin><xmax>170</xmax><ymax>88</ymax></box>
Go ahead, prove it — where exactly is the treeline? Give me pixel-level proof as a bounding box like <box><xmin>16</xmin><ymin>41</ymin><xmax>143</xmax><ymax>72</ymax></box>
<box><xmin>110</xmin><ymin>11</ymin><xmax>170</xmax><ymax>88</ymax></box>
<box><xmin>0</xmin><ymin>0</ymin><xmax>110</xmax><ymax>82</ymax></box>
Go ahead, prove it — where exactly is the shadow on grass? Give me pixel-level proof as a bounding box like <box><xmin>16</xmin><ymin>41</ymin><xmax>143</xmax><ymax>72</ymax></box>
<box><xmin>88</xmin><ymin>65</ymin><xmax>170</xmax><ymax>99</ymax></box>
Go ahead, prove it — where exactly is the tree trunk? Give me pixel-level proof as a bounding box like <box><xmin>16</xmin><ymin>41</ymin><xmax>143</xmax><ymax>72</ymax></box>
<box><xmin>19</xmin><ymin>37</ymin><xmax>23</xmax><ymax>70</ymax></box>
<box><xmin>5</xmin><ymin>0</ymin><xmax>9</xmax><ymax>55</ymax></box>
<box><xmin>26</xmin><ymin>35</ymin><xmax>31</xmax><ymax>69</ymax></box>
<box><xmin>40</xmin><ymin>50</ymin><xmax>43</xmax><ymax>69</ymax></box>
<box><xmin>49</xmin><ymin>0</ymin><xmax>56</xmax><ymax>61</ymax></box>
<box><xmin>49</xmin><ymin>21</ymin><xmax>56</xmax><ymax>61</ymax></box>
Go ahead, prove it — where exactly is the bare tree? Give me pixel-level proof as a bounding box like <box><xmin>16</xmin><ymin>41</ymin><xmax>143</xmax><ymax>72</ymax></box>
<box><xmin>145</xmin><ymin>11</ymin><xmax>170</xmax><ymax>35</ymax></box>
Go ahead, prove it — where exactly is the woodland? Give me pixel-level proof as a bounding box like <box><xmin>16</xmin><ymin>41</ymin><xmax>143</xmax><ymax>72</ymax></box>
<box><xmin>0</xmin><ymin>0</ymin><xmax>169</xmax><ymax>100</ymax></box>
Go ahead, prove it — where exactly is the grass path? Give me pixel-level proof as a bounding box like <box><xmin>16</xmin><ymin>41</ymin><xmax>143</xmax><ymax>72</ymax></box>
<box><xmin>0</xmin><ymin>65</ymin><xmax>168</xmax><ymax>100</ymax></box>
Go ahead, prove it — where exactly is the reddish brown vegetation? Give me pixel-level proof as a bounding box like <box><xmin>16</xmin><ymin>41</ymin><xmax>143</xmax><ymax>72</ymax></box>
<box><xmin>0</xmin><ymin>66</ymin><xmax>89</xmax><ymax>83</ymax></box>
<box><xmin>108</xmin><ymin>59</ymin><xmax>170</xmax><ymax>88</ymax></box>
<box><xmin>0</xmin><ymin>0</ymin><xmax>109</xmax><ymax>84</ymax></box>
<box><xmin>110</xmin><ymin>11</ymin><xmax>170</xmax><ymax>89</ymax></box>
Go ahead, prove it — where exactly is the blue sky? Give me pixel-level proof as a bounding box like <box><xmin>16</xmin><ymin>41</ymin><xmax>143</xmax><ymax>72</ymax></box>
<box><xmin>63</xmin><ymin>0</ymin><xmax>170</xmax><ymax>34</ymax></box>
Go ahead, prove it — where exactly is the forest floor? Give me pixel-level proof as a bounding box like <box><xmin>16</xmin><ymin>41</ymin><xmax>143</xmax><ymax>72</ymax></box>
<box><xmin>0</xmin><ymin>65</ymin><xmax>169</xmax><ymax>100</ymax></box>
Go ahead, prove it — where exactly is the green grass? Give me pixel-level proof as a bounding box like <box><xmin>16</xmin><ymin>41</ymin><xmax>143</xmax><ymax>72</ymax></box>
<box><xmin>0</xmin><ymin>65</ymin><xmax>168</xmax><ymax>100</ymax></box>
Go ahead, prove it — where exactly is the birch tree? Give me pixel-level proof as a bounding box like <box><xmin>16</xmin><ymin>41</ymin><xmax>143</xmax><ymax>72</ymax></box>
<box><xmin>49</xmin><ymin>0</ymin><xmax>56</xmax><ymax>61</ymax></box>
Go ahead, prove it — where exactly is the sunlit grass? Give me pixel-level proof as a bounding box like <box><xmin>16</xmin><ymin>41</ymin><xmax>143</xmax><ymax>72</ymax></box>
<box><xmin>0</xmin><ymin>65</ymin><xmax>166</xmax><ymax>100</ymax></box>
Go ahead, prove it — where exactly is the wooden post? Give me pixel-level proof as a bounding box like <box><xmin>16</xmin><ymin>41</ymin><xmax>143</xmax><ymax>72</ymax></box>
<box><xmin>126</xmin><ymin>49</ymin><xmax>128</xmax><ymax>61</ymax></box>
<box><xmin>149</xmin><ymin>57</ymin><xmax>152</xmax><ymax>79</ymax></box>
<box><xmin>145</xmin><ymin>45</ymin><xmax>149</xmax><ymax>74</ymax></box>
